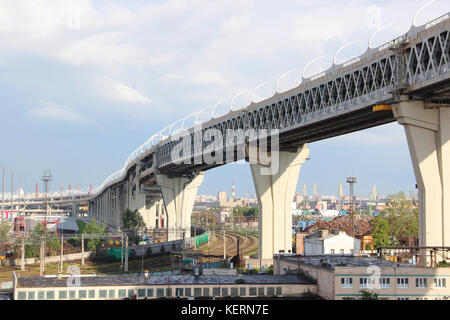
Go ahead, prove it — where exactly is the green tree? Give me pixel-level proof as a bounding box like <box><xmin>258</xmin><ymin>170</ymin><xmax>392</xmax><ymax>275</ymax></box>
<box><xmin>360</xmin><ymin>290</ymin><xmax>379</xmax><ymax>300</ymax></box>
<box><xmin>25</xmin><ymin>223</ymin><xmax>47</xmax><ymax>259</ymax></box>
<box><xmin>383</xmin><ymin>192</ymin><xmax>419</xmax><ymax>243</ymax></box>
<box><xmin>122</xmin><ymin>209</ymin><xmax>146</xmax><ymax>241</ymax></box>
<box><xmin>47</xmin><ymin>235</ymin><xmax>61</xmax><ymax>255</ymax></box>
<box><xmin>232</xmin><ymin>206</ymin><xmax>259</xmax><ymax>217</ymax></box>
<box><xmin>83</xmin><ymin>218</ymin><xmax>106</xmax><ymax>252</ymax></box>
<box><xmin>0</xmin><ymin>220</ymin><xmax>12</xmax><ymax>240</ymax></box>
<box><xmin>244</xmin><ymin>207</ymin><xmax>259</xmax><ymax>217</ymax></box>
<box><xmin>372</xmin><ymin>214</ymin><xmax>391</xmax><ymax>250</ymax></box>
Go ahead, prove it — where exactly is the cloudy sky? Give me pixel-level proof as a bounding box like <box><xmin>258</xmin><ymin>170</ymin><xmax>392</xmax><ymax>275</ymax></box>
<box><xmin>1</xmin><ymin>0</ymin><xmax>449</xmax><ymax>199</ymax></box>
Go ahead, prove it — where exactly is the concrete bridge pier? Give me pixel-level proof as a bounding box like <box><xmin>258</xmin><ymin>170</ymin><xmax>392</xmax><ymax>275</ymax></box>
<box><xmin>156</xmin><ymin>172</ymin><xmax>205</xmax><ymax>241</ymax></box>
<box><xmin>393</xmin><ymin>98</ymin><xmax>450</xmax><ymax>249</ymax></box>
<box><xmin>250</xmin><ymin>144</ymin><xmax>310</xmax><ymax>261</ymax></box>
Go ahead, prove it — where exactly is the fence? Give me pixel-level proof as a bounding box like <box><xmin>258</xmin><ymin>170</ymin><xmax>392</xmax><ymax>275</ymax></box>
<box><xmin>2</xmin><ymin>251</ymin><xmax>94</xmax><ymax>267</ymax></box>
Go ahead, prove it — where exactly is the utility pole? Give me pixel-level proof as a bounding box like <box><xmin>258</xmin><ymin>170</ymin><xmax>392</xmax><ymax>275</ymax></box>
<box><xmin>41</xmin><ymin>170</ymin><xmax>53</xmax><ymax>232</ymax></box>
<box><xmin>21</xmin><ymin>236</ymin><xmax>25</xmax><ymax>271</ymax></box>
<box><xmin>10</xmin><ymin>171</ymin><xmax>14</xmax><ymax>216</ymax></box>
<box><xmin>125</xmin><ymin>235</ymin><xmax>129</xmax><ymax>272</ymax></box>
<box><xmin>194</xmin><ymin>226</ymin><xmax>197</xmax><ymax>249</ymax></box>
<box><xmin>59</xmin><ymin>234</ymin><xmax>64</xmax><ymax>274</ymax></box>
<box><xmin>121</xmin><ymin>232</ymin><xmax>124</xmax><ymax>269</ymax></box>
<box><xmin>40</xmin><ymin>239</ymin><xmax>45</xmax><ymax>276</ymax></box>
<box><xmin>81</xmin><ymin>233</ymin><xmax>85</xmax><ymax>265</ymax></box>
<box><xmin>1</xmin><ymin>165</ymin><xmax>5</xmax><ymax>220</ymax></box>
<box><xmin>223</xmin><ymin>228</ymin><xmax>226</xmax><ymax>259</ymax></box>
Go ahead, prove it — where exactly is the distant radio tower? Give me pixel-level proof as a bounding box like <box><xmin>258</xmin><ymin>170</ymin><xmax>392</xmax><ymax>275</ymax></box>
<box><xmin>346</xmin><ymin>176</ymin><xmax>357</xmax><ymax>237</ymax></box>
<box><xmin>303</xmin><ymin>184</ymin><xmax>307</xmax><ymax>209</ymax></box>
<box><xmin>41</xmin><ymin>170</ymin><xmax>53</xmax><ymax>231</ymax></box>
<box><xmin>346</xmin><ymin>177</ymin><xmax>357</xmax><ymax>213</ymax></box>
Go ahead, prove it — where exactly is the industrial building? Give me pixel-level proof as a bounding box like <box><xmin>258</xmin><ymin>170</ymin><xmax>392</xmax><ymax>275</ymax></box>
<box><xmin>274</xmin><ymin>254</ymin><xmax>450</xmax><ymax>300</ymax></box>
<box><xmin>301</xmin><ymin>230</ymin><xmax>361</xmax><ymax>256</ymax></box>
<box><xmin>12</xmin><ymin>273</ymin><xmax>317</xmax><ymax>300</ymax></box>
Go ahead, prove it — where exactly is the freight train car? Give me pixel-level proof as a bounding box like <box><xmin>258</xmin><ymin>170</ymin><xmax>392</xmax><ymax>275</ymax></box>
<box><xmin>107</xmin><ymin>239</ymin><xmax>182</xmax><ymax>260</ymax></box>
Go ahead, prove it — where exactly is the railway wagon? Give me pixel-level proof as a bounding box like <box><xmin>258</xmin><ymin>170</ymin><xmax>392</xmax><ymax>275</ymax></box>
<box><xmin>107</xmin><ymin>240</ymin><xmax>182</xmax><ymax>260</ymax></box>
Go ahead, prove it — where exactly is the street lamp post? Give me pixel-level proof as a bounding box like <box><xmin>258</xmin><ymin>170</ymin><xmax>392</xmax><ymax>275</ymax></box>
<box><xmin>1</xmin><ymin>165</ymin><xmax>5</xmax><ymax>220</ymax></box>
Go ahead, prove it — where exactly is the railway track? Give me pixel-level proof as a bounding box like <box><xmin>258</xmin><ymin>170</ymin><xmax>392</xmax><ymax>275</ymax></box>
<box><xmin>194</xmin><ymin>230</ymin><xmax>258</xmax><ymax>258</ymax></box>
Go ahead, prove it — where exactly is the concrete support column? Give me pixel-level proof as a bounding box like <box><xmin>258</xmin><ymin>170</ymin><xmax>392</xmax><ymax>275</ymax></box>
<box><xmin>250</xmin><ymin>144</ymin><xmax>310</xmax><ymax>260</ymax></box>
<box><xmin>156</xmin><ymin>172</ymin><xmax>205</xmax><ymax>240</ymax></box>
<box><xmin>393</xmin><ymin>100</ymin><xmax>450</xmax><ymax>247</ymax></box>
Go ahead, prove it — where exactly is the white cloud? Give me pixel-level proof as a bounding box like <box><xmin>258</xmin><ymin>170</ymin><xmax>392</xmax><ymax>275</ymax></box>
<box><xmin>161</xmin><ymin>72</ymin><xmax>228</xmax><ymax>85</ymax></box>
<box><xmin>331</xmin><ymin>123</ymin><xmax>406</xmax><ymax>146</ymax></box>
<box><xmin>28</xmin><ymin>101</ymin><xmax>93</xmax><ymax>125</ymax></box>
<box><xmin>99</xmin><ymin>77</ymin><xmax>152</xmax><ymax>104</ymax></box>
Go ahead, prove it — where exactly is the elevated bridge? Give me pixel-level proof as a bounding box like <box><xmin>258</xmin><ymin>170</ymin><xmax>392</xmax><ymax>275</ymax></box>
<box><xmin>85</xmin><ymin>12</ymin><xmax>450</xmax><ymax>261</ymax></box>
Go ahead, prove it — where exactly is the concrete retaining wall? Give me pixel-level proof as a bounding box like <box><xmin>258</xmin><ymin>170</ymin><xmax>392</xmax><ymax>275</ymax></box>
<box><xmin>3</xmin><ymin>251</ymin><xmax>94</xmax><ymax>267</ymax></box>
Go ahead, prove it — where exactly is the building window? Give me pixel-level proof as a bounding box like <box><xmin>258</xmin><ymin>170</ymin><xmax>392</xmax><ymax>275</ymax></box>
<box><xmin>258</xmin><ymin>287</ymin><xmax>265</xmax><ymax>296</ymax></box>
<box><xmin>397</xmin><ymin>297</ymin><xmax>409</xmax><ymax>300</ymax></box>
<box><xmin>267</xmin><ymin>287</ymin><xmax>275</xmax><ymax>296</ymax></box>
<box><xmin>397</xmin><ymin>278</ymin><xmax>409</xmax><ymax>288</ymax></box>
<box><xmin>231</xmin><ymin>288</ymin><xmax>238</xmax><ymax>297</ymax></box>
<box><xmin>108</xmin><ymin>290</ymin><xmax>115</xmax><ymax>299</ymax></box>
<box><xmin>128</xmin><ymin>289</ymin><xmax>134</xmax><ymax>297</ymax></box>
<box><xmin>156</xmin><ymin>288</ymin><xmax>164</xmax><ymax>297</ymax></box>
<box><xmin>118</xmin><ymin>289</ymin><xmax>126</xmax><ymax>298</ymax></box>
<box><xmin>240</xmin><ymin>287</ymin><xmax>246</xmax><ymax>296</ymax></box>
<box><xmin>213</xmin><ymin>287</ymin><xmax>220</xmax><ymax>296</ymax></box>
<box><xmin>185</xmin><ymin>288</ymin><xmax>191</xmax><ymax>297</ymax></box>
<box><xmin>58</xmin><ymin>291</ymin><xmax>67</xmax><ymax>299</ymax></box>
<box><xmin>99</xmin><ymin>290</ymin><xmax>107</xmax><ymax>298</ymax></box>
<box><xmin>203</xmin><ymin>288</ymin><xmax>210</xmax><ymax>296</ymax></box>
<box><xmin>360</xmin><ymin>278</ymin><xmax>369</xmax><ymax>289</ymax></box>
<box><xmin>138</xmin><ymin>289</ymin><xmax>146</xmax><ymax>298</ymax></box>
<box><xmin>340</xmin><ymin>249</ymin><xmax>345</xmax><ymax>255</ymax></box>
<box><xmin>38</xmin><ymin>291</ymin><xmax>45</xmax><ymax>300</ymax></box>
<box><xmin>176</xmin><ymin>288</ymin><xmax>184</xmax><ymax>297</ymax></box>
<box><xmin>221</xmin><ymin>287</ymin><xmax>229</xmax><ymax>296</ymax></box>
<box><xmin>89</xmin><ymin>290</ymin><xmax>96</xmax><ymax>299</ymax></box>
<box><xmin>341</xmin><ymin>277</ymin><xmax>353</xmax><ymax>288</ymax></box>
<box><xmin>379</xmin><ymin>278</ymin><xmax>390</xmax><ymax>288</ymax></box>
<box><xmin>276</xmin><ymin>287</ymin><xmax>282</xmax><ymax>296</ymax></box>
<box><xmin>17</xmin><ymin>292</ymin><xmax>26</xmax><ymax>300</ymax></box>
<box><xmin>166</xmin><ymin>288</ymin><xmax>172</xmax><ymax>297</ymax></box>
<box><xmin>416</xmin><ymin>278</ymin><xmax>428</xmax><ymax>288</ymax></box>
<box><xmin>434</xmin><ymin>278</ymin><xmax>446</xmax><ymax>288</ymax></box>
<box><xmin>46</xmin><ymin>291</ymin><xmax>55</xmax><ymax>300</ymax></box>
<box><xmin>249</xmin><ymin>287</ymin><xmax>257</xmax><ymax>296</ymax></box>
<box><xmin>28</xmin><ymin>292</ymin><xmax>35</xmax><ymax>300</ymax></box>
<box><xmin>330</xmin><ymin>249</ymin><xmax>335</xmax><ymax>254</ymax></box>
<box><xmin>78</xmin><ymin>290</ymin><xmax>86</xmax><ymax>299</ymax></box>
<box><xmin>194</xmin><ymin>288</ymin><xmax>202</xmax><ymax>297</ymax></box>
<box><xmin>147</xmin><ymin>289</ymin><xmax>154</xmax><ymax>297</ymax></box>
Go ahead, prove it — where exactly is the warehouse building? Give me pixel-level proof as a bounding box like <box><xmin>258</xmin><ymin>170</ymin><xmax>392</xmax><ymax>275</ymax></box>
<box><xmin>274</xmin><ymin>254</ymin><xmax>450</xmax><ymax>300</ymax></box>
<box><xmin>12</xmin><ymin>273</ymin><xmax>318</xmax><ymax>300</ymax></box>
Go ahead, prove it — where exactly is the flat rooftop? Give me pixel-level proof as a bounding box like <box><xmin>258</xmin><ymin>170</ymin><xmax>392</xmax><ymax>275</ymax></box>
<box><xmin>278</xmin><ymin>254</ymin><xmax>415</xmax><ymax>270</ymax></box>
<box><xmin>17</xmin><ymin>274</ymin><xmax>314</xmax><ymax>288</ymax></box>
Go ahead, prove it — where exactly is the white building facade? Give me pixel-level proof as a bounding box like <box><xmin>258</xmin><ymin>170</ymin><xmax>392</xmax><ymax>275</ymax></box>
<box><xmin>304</xmin><ymin>230</ymin><xmax>361</xmax><ymax>255</ymax></box>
